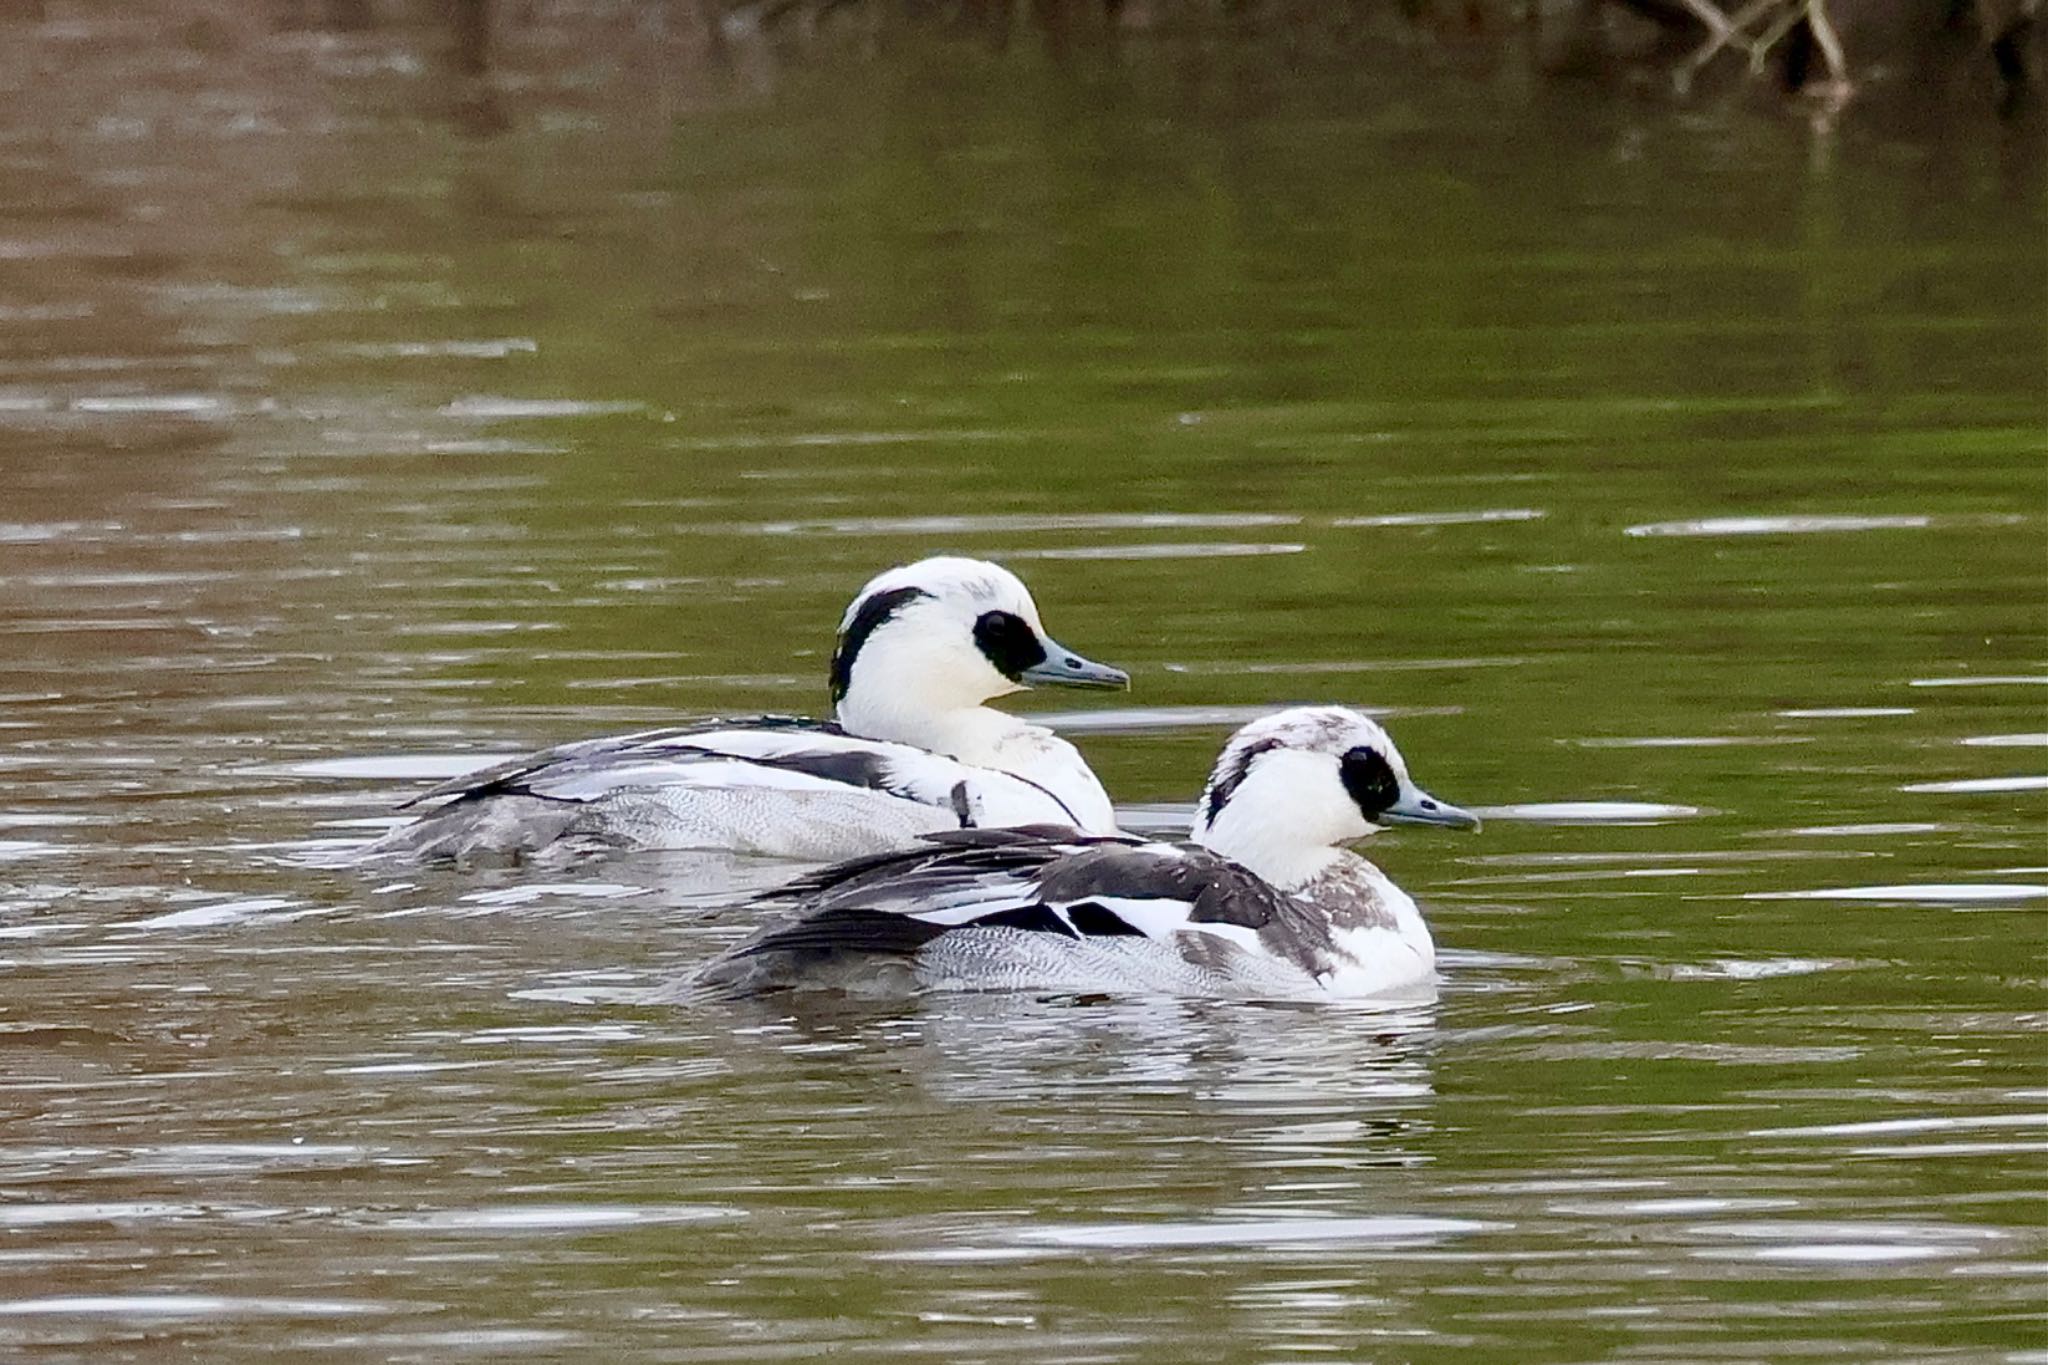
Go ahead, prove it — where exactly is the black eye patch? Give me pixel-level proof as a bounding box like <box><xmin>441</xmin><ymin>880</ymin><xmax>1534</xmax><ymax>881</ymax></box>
<box><xmin>973</xmin><ymin>610</ymin><xmax>1048</xmax><ymax>681</ymax></box>
<box><xmin>1339</xmin><ymin>745</ymin><xmax>1401</xmax><ymax>820</ymax></box>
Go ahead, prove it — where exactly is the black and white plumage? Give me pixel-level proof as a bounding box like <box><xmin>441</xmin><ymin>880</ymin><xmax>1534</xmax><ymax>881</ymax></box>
<box><xmin>694</xmin><ymin>706</ymin><xmax>1480</xmax><ymax>1001</ymax></box>
<box><xmin>359</xmin><ymin>558</ymin><xmax>1128</xmax><ymax>862</ymax></box>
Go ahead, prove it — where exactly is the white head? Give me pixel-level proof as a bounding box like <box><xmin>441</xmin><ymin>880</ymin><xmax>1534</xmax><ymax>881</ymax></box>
<box><xmin>829</xmin><ymin>557</ymin><xmax>1127</xmax><ymax>743</ymax></box>
<box><xmin>1190</xmin><ymin>706</ymin><xmax>1478</xmax><ymax>886</ymax></box>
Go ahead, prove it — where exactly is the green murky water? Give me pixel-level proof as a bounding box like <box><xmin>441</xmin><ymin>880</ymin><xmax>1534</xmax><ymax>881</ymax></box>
<box><xmin>1</xmin><ymin>9</ymin><xmax>2043</xmax><ymax>1360</ymax></box>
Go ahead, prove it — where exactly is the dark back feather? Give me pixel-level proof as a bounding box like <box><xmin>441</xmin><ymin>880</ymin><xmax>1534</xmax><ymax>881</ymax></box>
<box><xmin>730</xmin><ymin>906</ymin><xmax>952</xmax><ymax>961</ymax></box>
<box><xmin>757</xmin><ymin>825</ymin><xmax>1132</xmax><ymax>906</ymax></box>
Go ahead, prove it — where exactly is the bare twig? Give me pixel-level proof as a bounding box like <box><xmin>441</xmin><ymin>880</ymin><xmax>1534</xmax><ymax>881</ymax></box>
<box><xmin>1746</xmin><ymin>0</ymin><xmax>1809</xmax><ymax>71</ymax></box>
<box><xmin>1675</xmin><ymin>0</ymin><xmax>1781</xmax><ymax>87</ymax></box>
<box><xmin>1803</xmin><ymin>0</ymin><xmax>1850</xmax><ymax>84</ymax></box>
<box><xmin>1671</xmin><ymin>0</ymin><xmax>1743</xmax><ymax>45</ymax></box>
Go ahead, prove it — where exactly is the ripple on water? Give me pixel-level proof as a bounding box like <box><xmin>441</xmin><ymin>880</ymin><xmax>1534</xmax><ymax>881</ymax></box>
<box><xmin>1331</xmin><ymin>508</ymin><xmax>1545</xmax><ymax>527</ymax></box>
<box><xmin>1544</xmin><ymin>1195</ymin><xmax>1801</xmax><ymax>1216</ymax></box>
<box><xmin>1573</xmin><ymin>735</ymin><xmax>1811</xmax><ymax>748</ymax></box>
<box><xmin>375</xmin><ymin>1204</ymin><xmax>742</xmax><ymax>1233</ymax></box>
<box><xmin>389</xmin><ymin>620</ymin><xmax>560</xmax><ymax>637</ymax></box>
<box><xmin>440</xmin><ymin>396</ymin><xmax>642</xmax><ymax>419</ymax></box>
<box><xmin>1476</xmin><ymin>801</ymin><xmax>1704</xmax><ymax>824</ymax></box>
<box><xmin>1005</xmin><ymin>1215</ymin><xmax>1496</xmax><ymax>1251</ymax></box>
<box><xmin>1770</xmin><ymin>822</ymin><xmax>1947</xmax><ymax>837</ymax></box>
<box><xmin>1744</xmin><ymin>883</ymin><xmax>2048</xmax><ymax>904</ymax></box>
<box><xmin>355</xmin><ymin>447</ymin><xmax>542</xmax><ymax>469</ymax></box>
<box><xmin>1001</xmin><ymin>541</ymin><xmax>1307</xmax><ymax>560</ymax></box>
<box><xmin>128</xmin><ymin>896</ymin><xmax>322</xmax><ymax>931</ymax></box>
<box><xmin>0</xmin><ymin>1296</ymin><xmax>395</xmax><ymax>1318</ymax></box>
<box><xmin>452</xmin><ymin>883</ymin><xmax>647</xmax><ymax>910</ymax></box>
<box><xmin>1164</xmin><ymin>657</ymin><xmax>1524</xmax><ymax>676</ymax></box>
<box><xmin>1625</xmin><ymin>514</ymin><xmax>1934</xmax><ymax>537</ymax></box>
<box><xmin>1961</xmin><ymin>733</ymin><xmax>2048</xmax><ymax>747</ymax></box>
<box><xmin>1685</xmin><ymin>1219</ymin><xmax>2009</xmax><ymax>1265</ymax></box>
<box><xmin>1752</xmin><ymin>1112</ymin><xmax>2048</xmax><ymax>1139</ymax></box>
<box><xmin>0</xmin><ymin>1203</ymin><xmax>211</xmax><ymax>1228</ymax></box>
<box><xmin>1469</xmin><ymin>849</ymin><xmax>1832</xmax><ymax>867</ymax></box>
<box><xmin>88</xmin><ymin>1144</ymin><xmax>388</xmax><ymax>1176</ymax></box>
<box><xmin>0</xmin><ymin>521</ymin><xmax>125</xmax><ymax>543</ymax></box>
<box><xmin>71</xmin><ymin>394</ymin><xmax>230</xmax><ymax>417</ymax></box>
<box><xmin>1031</xmin><ymin>704</ymin><xmax>1388</xmax><ymax>734</ymax></box>
<box><xmin>1643</xmin><ymin>957</ymin><xmax>1864</xmax><ymax>981</ymax></box>
<box><xmin>1900</xmin><ymin>775</ymin><xmax>2048</xmax><ymax>794</ymax></box>
<box><xmin>340</xmin><ymin>338</ymin><xmax>537</xmax><ymax>359</ymax></box>
<box><xmin>702</xmin><ymin>511</ymin><xmax>1303</xmax><ymax>536</ymax></box>
<box><xmin>456</xmin><ymin>1024</ymin><xmax>643</xmax><ymax>1045</ymax></box>
<box><xmin>685</xmin><ymin>429</ymin><xmax>1021</xmax><ymax>451</ymax></box>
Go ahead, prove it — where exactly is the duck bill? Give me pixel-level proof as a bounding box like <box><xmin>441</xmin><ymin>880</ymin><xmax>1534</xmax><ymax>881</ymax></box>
<box><xmin>1019</xmin><ymin>639</ymin><xmax>1130</xmax><ymax>690</ymax></box>
<box><xmin>1381</xmin><ymin>785</ymin><xmax>1481</xmax><ymax>831</ymax></box>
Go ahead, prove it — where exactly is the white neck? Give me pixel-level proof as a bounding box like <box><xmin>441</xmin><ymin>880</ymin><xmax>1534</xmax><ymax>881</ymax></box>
<box><xmin>878</xmin><ymin>702</ymin><xmax>1037</xmax><ymax>767</ymax></box>
<box><xmin>836</xmin><ymin>683</ymin><xmax>1029</xmax><ymax>766</ymax></box>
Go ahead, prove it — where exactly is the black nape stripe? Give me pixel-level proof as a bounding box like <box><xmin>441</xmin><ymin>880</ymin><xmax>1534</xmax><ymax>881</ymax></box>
<box><xmin>830</xmin><ymin>586</ymin><xmax>932</xmax><ymax>703</ymax></box>
<box><xmin>972</xmin><ymin>610</ymin><xmax>1047</xmax><ymax>682</ymax></box>
<box><xmin>1202</xmin><ymin>737</ymin><xmax>1285</xmax><ymax>825</ymax></box>
<box><xmin>1339</xmin><ymin>745</ymin><xmax>1400</xmax><ymax>821</ymax></box>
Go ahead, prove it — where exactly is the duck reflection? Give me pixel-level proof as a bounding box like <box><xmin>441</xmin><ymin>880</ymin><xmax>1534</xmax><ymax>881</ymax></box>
<box><xmin>690</xmin><ymin>987</ymin><xmax>1441</xmax><ymax>1195</ymax></box>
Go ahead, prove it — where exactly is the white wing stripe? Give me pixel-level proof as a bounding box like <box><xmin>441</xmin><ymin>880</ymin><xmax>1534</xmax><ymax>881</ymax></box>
<box><xmin>1047</xmin><ymin>895</ymin><xmax>1263</xmax><ymax>953</ymax></box>
<box><xmin>903</xmin><ymin>887</ymin><xmax>1046</xmax><ymax>927</ymax></box>
<box><xmin>1049</xmin><ymin>895</ymin><xmax>1197</xmax><ymax>940</ymax></box>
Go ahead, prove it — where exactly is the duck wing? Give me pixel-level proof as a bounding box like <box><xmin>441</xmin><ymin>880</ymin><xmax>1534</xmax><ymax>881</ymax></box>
<box><xmin>401</xmin><ymin>716</ymin><xmax>839</xmax><ymax>809</ymax></box>
<box><xmin>399</xmin><ymin>717</ymin><xmax>1082</xmax><ymax>829</ymax></box>
<box><xmin>724</xmin><ymin>828</ymin><xmax>1324</xmax><ymax>967</ymax></box>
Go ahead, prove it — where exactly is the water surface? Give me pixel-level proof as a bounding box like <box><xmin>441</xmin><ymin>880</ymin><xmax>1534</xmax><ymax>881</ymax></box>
<box><xmin>1</xmin><ymin>8</ymin><xmax>2043</xmax><ymax>1360</ymax></box>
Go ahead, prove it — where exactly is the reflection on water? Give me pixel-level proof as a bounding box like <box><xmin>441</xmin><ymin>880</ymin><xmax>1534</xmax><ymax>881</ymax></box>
<box><xmin>0</xmin><ymin>1</ymin><xmax>2043</xmax><ymax>1359</ymax></box>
